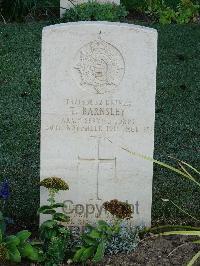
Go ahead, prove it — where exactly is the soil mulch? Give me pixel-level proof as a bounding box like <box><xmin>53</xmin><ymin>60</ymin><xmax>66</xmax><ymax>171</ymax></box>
<box><xmin>3</xmin><ymin>235</ymin><xmax>199</xmax><ymax>265</ymax></box>
<box><xmin>89</xmin><ymin>235</ymin><xmax>199</xmax><ymax>266</ymax></box>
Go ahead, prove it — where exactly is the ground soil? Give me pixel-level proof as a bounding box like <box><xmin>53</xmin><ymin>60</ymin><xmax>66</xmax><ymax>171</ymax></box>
<box><xmin>87</xmin><ymin>235</ymin><xmax>199</xmax><ymax>266</ymax></box>
<box><xmin>2</xmin><ymin>235</ymin><xmax>199</xmax><ymax>266</ymax></box>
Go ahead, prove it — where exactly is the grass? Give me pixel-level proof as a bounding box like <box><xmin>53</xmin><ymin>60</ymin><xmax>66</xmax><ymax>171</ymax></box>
<box><xmin>0</xmin><ymin>22</ymin><xmax>199</xmax><ymax>229</ymax></box>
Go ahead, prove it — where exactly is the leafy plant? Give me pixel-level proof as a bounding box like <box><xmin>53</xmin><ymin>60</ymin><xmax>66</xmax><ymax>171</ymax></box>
<box><xmin>62</xmin><ymin>2</ymin><xmax>128</xmax><ymax>22</ymax></box>
<box><xmin>0</xmin><ymin>229</ymin><xmax>39</xmax><ymax>263</ymax></box>
<box><xmin>39</xmin><ymin>177</ymin><xmax>70</xmax><ymax>265</ymax></box>
<box><xmin>176</xmin><ymin>0</ymin><xmax>200</xmax><ymax>24</ymax></box>
<box><xmin>119</xmin><ymin>143</ymin><xmax>200</xmax><ymax>266</ymax></box>
<box><xmin>0</xmin><ymin>180</ymin><xmax>39</xmax><ymax>263</ymax></box>
<box><xmin>144</xmin><ymin>0</ymin><xmax>176</xmax><ymax>24</ymax></box>
<box><xmin>73</xmin><ymin>220</ymin><xmax>120</xmax><ymax>263</ymax></box>
<box><xmin>106</xmin><ymin>223</ymin><xmax>140</xmax><ymax>255</ymax></box>
<box><xmin>142</xmin><ymin>0</ymin><xmax>200</xmax><ymax>24</ymax></box>
<box><xmin>73</xmin><ymin>199</ymin><xmax>133</xmax><ymax>263</ymax></box>
<box><xmin>159</xmin><ymin>6</ymin><xmax>176</xmax><ymax>24</ymax></box>
<box><xmin>157</xmin><ymin>161</ymin><xmax>200</xmax><ymax>266</ymax></box>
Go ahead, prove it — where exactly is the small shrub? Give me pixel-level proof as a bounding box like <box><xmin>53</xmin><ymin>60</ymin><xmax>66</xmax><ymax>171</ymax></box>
<box><xmin>123</xmin><ymin>144</ymin><xmax>200</xmax><ymax>266</ymax></box>
<box><xmin>61</xmin><ymin>2</ymin><xmax>128</xmax><ymax>22</ymax></box>
<box><xmin>73</xmin><ymin>199</ymin><xmax>134</xmax><ymax>263</ymax></box>
<box><xmin>159</xmin><ymin>6</ymin><xmax>176</xmax><ymax>24</ymax></box>
<box><xmin>73</xmin><ymin>220</ymin><xmax>121</xmax><ymax>263</ymax></box>
<box><xmin>39</xmin><ymin>177</ymin><xmax>70</xmax><ymax>265</ymax></box>
<box><xmin>176</xmin><ymin>0</ymin><xmax>200</xmax><ymax>24</ymax></box>
<box><xmin>145</xmin><ymin>0</ymin><xmax>200</xmax><ymax>24</ymax></box>
<box><xmin>0</xmin><ymin>229</ymin><xmax>39</xmax><ymax>263</ymax></box>
<box><xmin>106</xmin><ymin>223</ymin><xmax>140</xmax><ymax>255</ymax></box>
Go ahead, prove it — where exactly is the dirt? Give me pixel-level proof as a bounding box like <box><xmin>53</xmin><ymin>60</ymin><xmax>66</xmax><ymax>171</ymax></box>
<box><xmin>88</xmin><ymin>236</ymin><xmax>199</xmax><ymax>266</ymax></box>
<box><xmin>3</xmin><ymin>236</ymin><xmax>199</xmax><ymax>266</ymax></box>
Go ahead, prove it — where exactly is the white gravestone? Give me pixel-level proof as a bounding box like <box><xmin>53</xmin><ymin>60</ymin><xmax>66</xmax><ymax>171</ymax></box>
<box><xmin>41</xmin><ymin>22</ymin><xmax>157</xmax><ymax>227</ymax></box>
<box><xmin>60</xmin><ymin>0</ymin><xmax>120</xmax><ymax>17</ymax></box>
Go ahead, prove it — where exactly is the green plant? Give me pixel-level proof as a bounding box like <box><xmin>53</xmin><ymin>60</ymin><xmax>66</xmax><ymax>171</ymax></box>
<box><xmin>176</xmin><ymin>0</ymin><xmax>200</xmax><ymax>24</ymax></box>
<box><xmin>1</xmin><ymin>179</ymin><xmax>38</xmax><ymax>264</ymax></box>
<box><xmin>106</xmin><ymin>223</ymin><xmax>140</xmax><ymax>255</ymax></box>
<box><xmin>144</xmin><ymin>0</ymin><xmax>167</xmax><ymax>22</ymax></box>
<box><xmin>73</xmin><ymin>199</ymin><xmax>133</xmax><ymax>263</ymax></box>
<box><xmin>143</xmin><ymin>0</ymin><xmax>200</xmax><ymax>24</ymax></box>
<box><xmin>39</xmin><ymin>177</ymin><xmax>70</xmax><ymax>265</ymax></box>
<box><xmin>119</xmin><ymin>143</ymin><xmax>200</xmax><ymax>266</ymax></box>
<box><xmin>157</xmin><ymin>161</ymin><xmax>200</xmax><ymax>266</ymax></box>
<box><xmin>62</xmin><ymin>2</ymin><xmax>128</xmax><ymax>22</ymax></box>
<box><xmin>73</xmin><ymin>220</ymin><xmax>120</xmax><ymax>263</ymax></box>
<box><xmin>0</xmin><ymin>229</ymin><xmax>39</xmax><ymax>263</ymax></box>
<box><xmin>159</xmin><ymin>6</ymin><xmax>176</xmax><ymax>24</ymax></box>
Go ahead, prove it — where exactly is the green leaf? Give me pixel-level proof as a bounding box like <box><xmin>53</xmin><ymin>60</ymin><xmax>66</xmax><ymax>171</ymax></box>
<box><xmin>147</xmin><ymin>225</ymin><xmax>200</xmax><ymax>235</ymax></box>
<box><xmin>58</xmin><ymin>226</ymin><xmax>70</xmax><ymax>236</ymax></box>
<box><xmin>37</xmin><ymin>205</ymin><xmax>56</xmax><ymax>215</ymax></box>
<box><xmin>181</xmin><ymin>161</ymin><xmax>200</xmax><ymax>176</ymax></box>
<box><xmin>73</xmin><ymin>247</ymin><xmax>86</xmax><ymax>262</ymax></box>
<box><xmin>8</xmin><ymin>246</ymin><xmax>21</xmax><ymax>263</ymax></box>
<box><xmin>98</xmin><ymin>220</ymin><xmax>109</xmax><ymax>227</ymax></box>
<box><xmin>83</xmin><ymin>235</ymin><xmax>97</xmax><ymax>245</ymax></box>
<box><xmin>31</xmin><ymin>240</ymin><xmax>43</xmax><ymax>246</ymax></box>
<box><xmin>16</xmin><ymin>230</ymin><xmax>31</xmax><ymax>243</ymax></box>
<box><xmin>119</xmin><ymin>146</ymin><xmax>200</xmax><ymax>188</ymax></box>
<box><xmin>89</xmin><ymin>229</ymin><xmax>101</xmax><ymax>239</ymax></box>
<box><xmin>6</xmin><ymin>235</ymin><xmax>20</xmax><ymax>247</ymax></box>
<box><xmin>93</xmin><ymin>241</ymin><xmax>106</xmax><ymax>263</ymax></box>
<box><xmin>97</xmin><ymin>220</ymin><xmax>109</xmax><ymax>230</ymax></box>
<box><xmin>20</xmin><ymin>243</ymin><xmax>39</xmax><ymax>261</ymax></box>
<box><xmin>161</xmin><ymin>231</ymin><xmax>200</xmax><ymax>237</ymax></box>
<box><xmin>51</xmin><ymin>203</ymin><xmax>64</xmax><ymax>208</ymax></box>
<box><xmin>53</xmin><ymin>213</ymin><xmax>69</xmax><ymax>222</ymax></box>
<box><xmin>187</xmin><ymin>251</ymin><xmax>200</xmax><ymax>266</ymax></box>
<box><xmin>81</xmin><ymin>246</ymin><xmax>96</xmax><ymax>262</ymax></box>
<box><xmin>192</xmin><ymin>240</ymin><xmax>200</xmax><ymax>244</ymax></box>
<box><xmin>113</xmin><ymin>224</ymin><xmax>120</xmax><ymax>234</ymax></box>
<box><xmin>40</xmin><ymin>220</ymin><xmax>57</xmax><ymax>229</ymax></box>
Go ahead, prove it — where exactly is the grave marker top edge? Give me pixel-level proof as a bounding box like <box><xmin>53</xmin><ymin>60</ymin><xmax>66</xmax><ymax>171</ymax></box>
<box><xmin>42</xmin><ymin>21</ymin><xmax>158</xmax><ymax>36</ymax></box>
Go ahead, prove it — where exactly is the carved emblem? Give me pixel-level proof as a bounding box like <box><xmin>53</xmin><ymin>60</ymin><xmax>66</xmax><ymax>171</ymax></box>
<box><xmin>72</xmin><ymin>38</ymin><xmax>125</xmax><ymax>94</ymax></box>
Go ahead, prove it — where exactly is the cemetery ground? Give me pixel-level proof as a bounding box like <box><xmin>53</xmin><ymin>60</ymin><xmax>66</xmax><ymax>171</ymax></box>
<box><xmin>0</xmin><ymin>22</ymin><xmax>200</xmax><ymax>265</ymax></box>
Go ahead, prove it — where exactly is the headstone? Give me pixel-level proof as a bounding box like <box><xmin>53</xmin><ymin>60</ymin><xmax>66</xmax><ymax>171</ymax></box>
<box><xmin>60</xmin><ymin>0</ymin><xmax>120</xmax><ymax>17</ymax></box>
<box><xmin>41</xmin><ymin>22</ymin><xmax>157</xmax><ymax>227</ymax></box>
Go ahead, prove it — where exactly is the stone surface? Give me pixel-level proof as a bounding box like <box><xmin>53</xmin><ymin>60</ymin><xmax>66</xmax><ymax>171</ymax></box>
<box><xmin>60</xmin><ymin>0</ymin><xmax>120</xmax><ymax>17</ymax></box>
<box><xmin>41</xmin><ymin>22</ymin><xmax>157</xmax><ymax>227</ymax></box>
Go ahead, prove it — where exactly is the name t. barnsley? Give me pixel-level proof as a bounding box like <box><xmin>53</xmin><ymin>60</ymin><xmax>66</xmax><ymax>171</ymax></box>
<box><xmin>70</xmin><ymin>107</ymin><xmax>125</xmax><ymax>116</ymax></box>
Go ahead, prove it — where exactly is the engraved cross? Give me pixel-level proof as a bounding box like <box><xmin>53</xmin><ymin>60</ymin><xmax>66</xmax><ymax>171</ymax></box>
<box><xmin>78</xmin><ymin>137</ymin><xmax>117</xmax><ymax>200</ymax></box>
